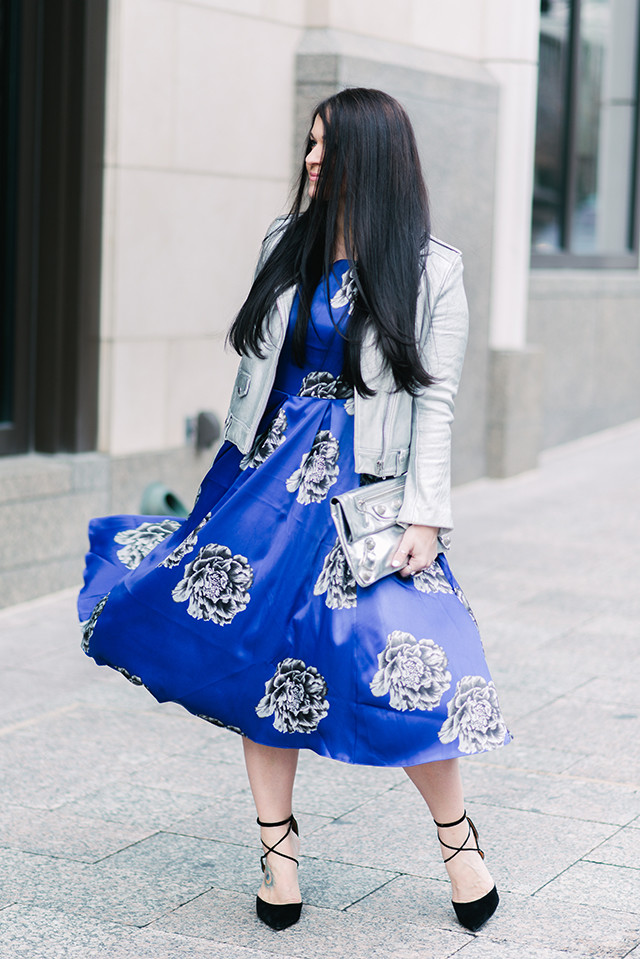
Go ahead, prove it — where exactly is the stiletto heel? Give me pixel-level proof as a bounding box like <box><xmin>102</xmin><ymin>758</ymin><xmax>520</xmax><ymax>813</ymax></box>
<box><xmin>255</xmin><ymin>814</ymin><xmax>302</xmax><ymax>930</ymax></box>
<box><xmin>434</xmin><ymin>811</ymin><xmax>499</xmax><ymax>932</ymax></box>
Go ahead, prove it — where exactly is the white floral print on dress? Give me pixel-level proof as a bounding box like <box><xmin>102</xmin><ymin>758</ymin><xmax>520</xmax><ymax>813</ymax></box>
<box><xmin>172</xmin><ymin>543</ymin><xmax>253</xmax><ymax>625</ymax></box>
<box><xmin>370</xmin><ymin>630</ymin><xmax>451</xmax><ymax>712</ymax></box>
<box><xmin>285</xmin><ymin>428</ymin><xmax>340</xmax><ymax>505</ymax></box>
<box><xmin>114</xmin><ymin>519</ymin><xmax>180</xmax><ymax>570</ymax></box>
<box><xmin>256</xmin><ymin>658</ymin><xmax>330</xmax><ymax>733</ymax></box>
<box><xmin>240</xmin><ymin>409</ymin><xmax>288</xmax><ymax>470</ymax></box>
<box><xmin>314</xmin><ymin>538</ymin><xmax>357</xmax><ymax>609</ymax></box>
<box><xmin>438</xmin><ymin>677</ymin><xmax>508</xmax><ymax>753</ymax></box>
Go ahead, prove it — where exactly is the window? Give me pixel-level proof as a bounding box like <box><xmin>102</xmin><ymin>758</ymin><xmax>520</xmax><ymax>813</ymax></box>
<box><xmin>0</xmin><ymin>0</ymin><xmax>108</xmax><ymax>455</ymax></box>
<box><xmin>0</xmin><ymin>0</ymin><xmax>28</xmax><ymax>453</ymax></box>
<box><xmin>532</xmin><ymin>0</ymin><xmax>640</xmax><ymax>266</ymax></box>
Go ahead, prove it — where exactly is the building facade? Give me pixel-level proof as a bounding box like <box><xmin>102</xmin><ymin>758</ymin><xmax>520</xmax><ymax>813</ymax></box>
<box><xmin>1</xmin><ymin>0</ymin><xmax>639</xmax><ymax>605</ymax></box>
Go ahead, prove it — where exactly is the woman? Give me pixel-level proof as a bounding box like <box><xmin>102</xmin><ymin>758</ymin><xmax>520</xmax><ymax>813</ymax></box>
<box><xmin>79</xmin><ymin>88</ymin><xmax>510</xmax><ymax>934</ymax></box>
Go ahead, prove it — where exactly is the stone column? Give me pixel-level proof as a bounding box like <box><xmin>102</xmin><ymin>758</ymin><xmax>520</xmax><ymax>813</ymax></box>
<box><xmin>482</xmin><ymin>0</ymin><xmax>544</xmax><ymax>476</ymax></box>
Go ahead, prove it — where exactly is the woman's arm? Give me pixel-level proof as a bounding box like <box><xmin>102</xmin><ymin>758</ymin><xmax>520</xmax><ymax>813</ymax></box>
<box><xmin>396</xmin><ymin>249</ymin><xmax>469</xmax><ymax>533</ymax></box>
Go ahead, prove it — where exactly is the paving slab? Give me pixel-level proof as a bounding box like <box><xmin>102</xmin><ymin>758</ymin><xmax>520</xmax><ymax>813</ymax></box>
<box><xmin>292</xmin><ymin>750</ymin><xmax>403</xmax><ymax>818</ymax></box>
<box><xmin>0</xmin><ymin>904</ymin><xmax>297</xmax><ymax>959</ymax></box>
<box><xmin>534</xmin><ymin>859</ymin><xmax>640</xmax><ymax>915</ymax></box>
<box><xmin>0</xmin><ymin>704</ymin><xmax>226</xmax><ymax>810</ymax></box>
<box><xmin>564</xmin><ymin>750</ymin><xmax>640</xmax><ymax>786</ymax></box>
<box><xmin>0</xmin><ymin>846</ymin><xmax>85</xmax><ymax>910</ymax></box>
<box><xmin>153</xmin><ymin>886</ymin><xmax>469</xmax><ymax>959</ymax></box>
<box><xmin>302</xmin><ymin>785</ymin><xmax>617</xmax><ymax>896</ymax></box>
<box><xmin>348</xmin><ymin>878</ymin><xmax>640</xmax><ymax>957</ymax></box>
<box><xmin>345</xmin><ymin>871</ymin><xmax>468</xmax><ymax>929</ymax></box>
<box><xmin>571</xmin><ymin>672</ymin><xmax>640</xmax><ymax>709</ymax></box>
<box><xmin>513</xmin><ymin>695</ymin><xmax>640</xmax><ymax>767</ymax></box>
<box><xmin>534</xmin><ymin>614</ymin><xmax>640</xmax><ymax>674</ymax></box>
<box><xmin>466</xmin><ymin>741</ymin><xmax>588</xmax><ymax>775</ymax></box>
<box><xmin>0</xmin><ymin>671</ymin><xmax>78</xmax><ymax>725</ymax></box>
<box><xmin>460</xmin><ymin>761</ymin><xmax>640</xmax><ymax>826</ymax></box>
<box><xmin>292</xmin><ymin>854</ymin><xmax>399</xmax><ymax>911</ymax></box>
<box><xmin>584</xmin><ymin>825</ymin><xmax>640</xmax><ymax>869</ymax></box>
<box><xmin>453</xmin><ymin>940</ymin><xmax>586</xmax><ymax>959</ymax></box>
<box><xmin>40</xmin><ymin>831</ymin><xmax>258</xmax><ymax>926</ymax></box>
<box><xmin>299</xmin><ymin>780</ymin><xmax>444</xmax><ymax>877</ymax></box>
<box><xmin>0</xmin><ymin>801</ymin><xmax>152</xmax><ymax>862</ymax></box>
<box><xmin>59</xmin><ymin>781</ymin><xmax>216</xmax><ymax>831</ymax></box>
<box><xmin>486</xmin><ymin>659</ymin><xmax>595</xmax><ymax>723</ymax></box>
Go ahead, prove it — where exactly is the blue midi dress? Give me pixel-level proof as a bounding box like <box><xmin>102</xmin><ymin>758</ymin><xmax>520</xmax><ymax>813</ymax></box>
<box><xmin>78</xmin><ymin>262</ymin><xmax>510</xmax><ymax>767</ymax></box>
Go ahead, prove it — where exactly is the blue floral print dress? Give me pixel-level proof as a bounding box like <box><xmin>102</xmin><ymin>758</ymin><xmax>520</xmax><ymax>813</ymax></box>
<box><xmin>78</xmin><ymin>262</ymin><xmax>510</xmax><ymax>767</ymax></box>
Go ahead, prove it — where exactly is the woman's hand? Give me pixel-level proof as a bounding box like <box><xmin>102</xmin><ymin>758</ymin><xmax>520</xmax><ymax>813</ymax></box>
<box><xmin>391</xmin><ymin>525</ymin><xmax>440</xmax><ymax>578</ymax></box>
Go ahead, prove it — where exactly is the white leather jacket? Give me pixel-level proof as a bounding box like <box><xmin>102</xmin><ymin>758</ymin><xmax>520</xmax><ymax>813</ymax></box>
<box><xmin>223</xmin><ymin>217</ymin><xmax>469</xmax><ymax>531</ymax></box>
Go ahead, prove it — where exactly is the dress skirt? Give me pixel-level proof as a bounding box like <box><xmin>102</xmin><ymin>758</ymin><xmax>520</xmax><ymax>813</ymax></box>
<box><xmin>78</xmin><ymin>263</ymin><xmax>510</xmax><ymax>767</ymax></box>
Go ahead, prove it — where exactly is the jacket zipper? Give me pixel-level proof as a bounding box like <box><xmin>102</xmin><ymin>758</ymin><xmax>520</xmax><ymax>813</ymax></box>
<box><xmin>376</xmin><ymin>392</ymin><xmax>398</xmax><ymax>475</ymax></box>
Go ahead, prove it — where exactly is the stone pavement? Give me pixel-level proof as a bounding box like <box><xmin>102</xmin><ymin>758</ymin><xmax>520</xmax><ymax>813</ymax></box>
<box><xmin>1</xmin><ymin>419</ymin><xmax>639</xmax><ymax>959</ymax></box>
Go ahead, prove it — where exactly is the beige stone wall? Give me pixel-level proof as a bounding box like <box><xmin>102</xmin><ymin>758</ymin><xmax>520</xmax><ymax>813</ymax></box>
<box><xmin>99</xmin><ymin>0</ymin><xmax>305</xmax><ymax>455</ymax></box>
<box><xmin>306</xmin><ymin>0</ymin><xmax>533</xmax><ymax>61</ymax></box>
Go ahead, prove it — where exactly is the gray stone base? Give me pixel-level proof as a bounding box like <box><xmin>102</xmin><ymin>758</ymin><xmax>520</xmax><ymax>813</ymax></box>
<box><xmin>487</xmin><ymin>346</ymin><xmax>544</xmax><ymax>478</ymax></box>
<box><xmin>0</xmin><ymin>447</ymin><xmax>211</xmax><ymax>608</ymax></box>
<box><xmin>528</xmin><ymin>270</ymin><xmax>640</xmax><ymax>449</ymax></box>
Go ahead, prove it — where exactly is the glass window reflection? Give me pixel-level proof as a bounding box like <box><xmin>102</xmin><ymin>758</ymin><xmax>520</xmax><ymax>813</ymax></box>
<box><xmin>532</xmin><ymin>0</ymin><xmax>640</xmax><ymax>260</ymax></box>
<box><xmin>532</xmin><ymin>0</ymin><xmax>572</xmax><ymax>253</ymax></box>
<box><xmin>572</xmin><ymin>0</ymin><xmax>638</xmax><ymax>253</ymax></box>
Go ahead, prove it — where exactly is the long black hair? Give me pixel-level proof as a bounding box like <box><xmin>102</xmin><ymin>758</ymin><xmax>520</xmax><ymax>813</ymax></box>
<box><xmin>228</xmin><ymin>88</ymin><xmax>434</xmax><ymax>396</ymax></box>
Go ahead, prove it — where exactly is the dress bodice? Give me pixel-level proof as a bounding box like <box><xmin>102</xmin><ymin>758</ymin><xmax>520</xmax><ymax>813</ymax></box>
<box><xmin>272</xmin><ymin>260</ymin><xmax>352</xmax><ymax>394</ymax></box>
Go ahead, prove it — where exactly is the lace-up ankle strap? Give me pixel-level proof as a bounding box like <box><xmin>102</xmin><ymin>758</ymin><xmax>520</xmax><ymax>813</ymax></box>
<box><xmin>433</xmin><ymin>810</ymin><xmax>485</xmax><ymax>863</ymax></box>
<box><xmin>257</xmin><ymin>814</ymin><xmax>300</xmax><ymax>872</ymax></box>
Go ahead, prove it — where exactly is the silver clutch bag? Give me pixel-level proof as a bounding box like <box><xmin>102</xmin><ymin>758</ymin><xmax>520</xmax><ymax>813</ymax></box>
<box><xmin>330</xmin><ymin>476</ymin><xmax>407</xmax><ymax>587</ymax></box>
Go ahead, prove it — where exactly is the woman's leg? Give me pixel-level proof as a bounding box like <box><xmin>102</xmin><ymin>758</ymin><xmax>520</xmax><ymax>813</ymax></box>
<box><xmin>242</xmin><ymin>737</ymin><xmax>301</xmax><ymax>905</ymax></box>
<box><xmin>404</xmin><ymin>758</ymin><xmax>494</xmax><ymax>903</ymax></box>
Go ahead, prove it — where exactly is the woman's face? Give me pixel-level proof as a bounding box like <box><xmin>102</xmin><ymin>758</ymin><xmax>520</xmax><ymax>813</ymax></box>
<box><xmin>305</xmin><ymin>115</ymin><xmax>324</xmax><ymax>199</ymax></box>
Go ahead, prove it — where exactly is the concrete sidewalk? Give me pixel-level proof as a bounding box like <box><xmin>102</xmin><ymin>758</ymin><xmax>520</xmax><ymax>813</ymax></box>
<box><xmin>1</xmin><ymin>420</ymin><xmax>639</xmax><ymax>959</ymax></box>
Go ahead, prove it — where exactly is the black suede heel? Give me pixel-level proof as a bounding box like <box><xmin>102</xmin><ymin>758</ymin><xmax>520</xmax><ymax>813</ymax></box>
<box><xmin>434</xmin><ymin>811</ymin><xmax>499</xmax><ymax>932</ymax></box>
<box><xmin>452</xmin><ymin>884</ymin><xmax>499</xmax><ymax>932</ymax></box>
<box><xmin>255</xmin><ymin>814</ymin><xmax>302</xmax><ymax>931</ymax></box>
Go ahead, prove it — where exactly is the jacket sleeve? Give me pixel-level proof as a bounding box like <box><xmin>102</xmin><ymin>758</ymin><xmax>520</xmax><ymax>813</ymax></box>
<box><xmin>253</xmin><ymin>215</ymin><xmax>290</xmax><ymax>279</ymax></box>
<box><xmin>396</xmin><ymin>252</ymin><xmax>469</xmax><ymax>532</ymax></box>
